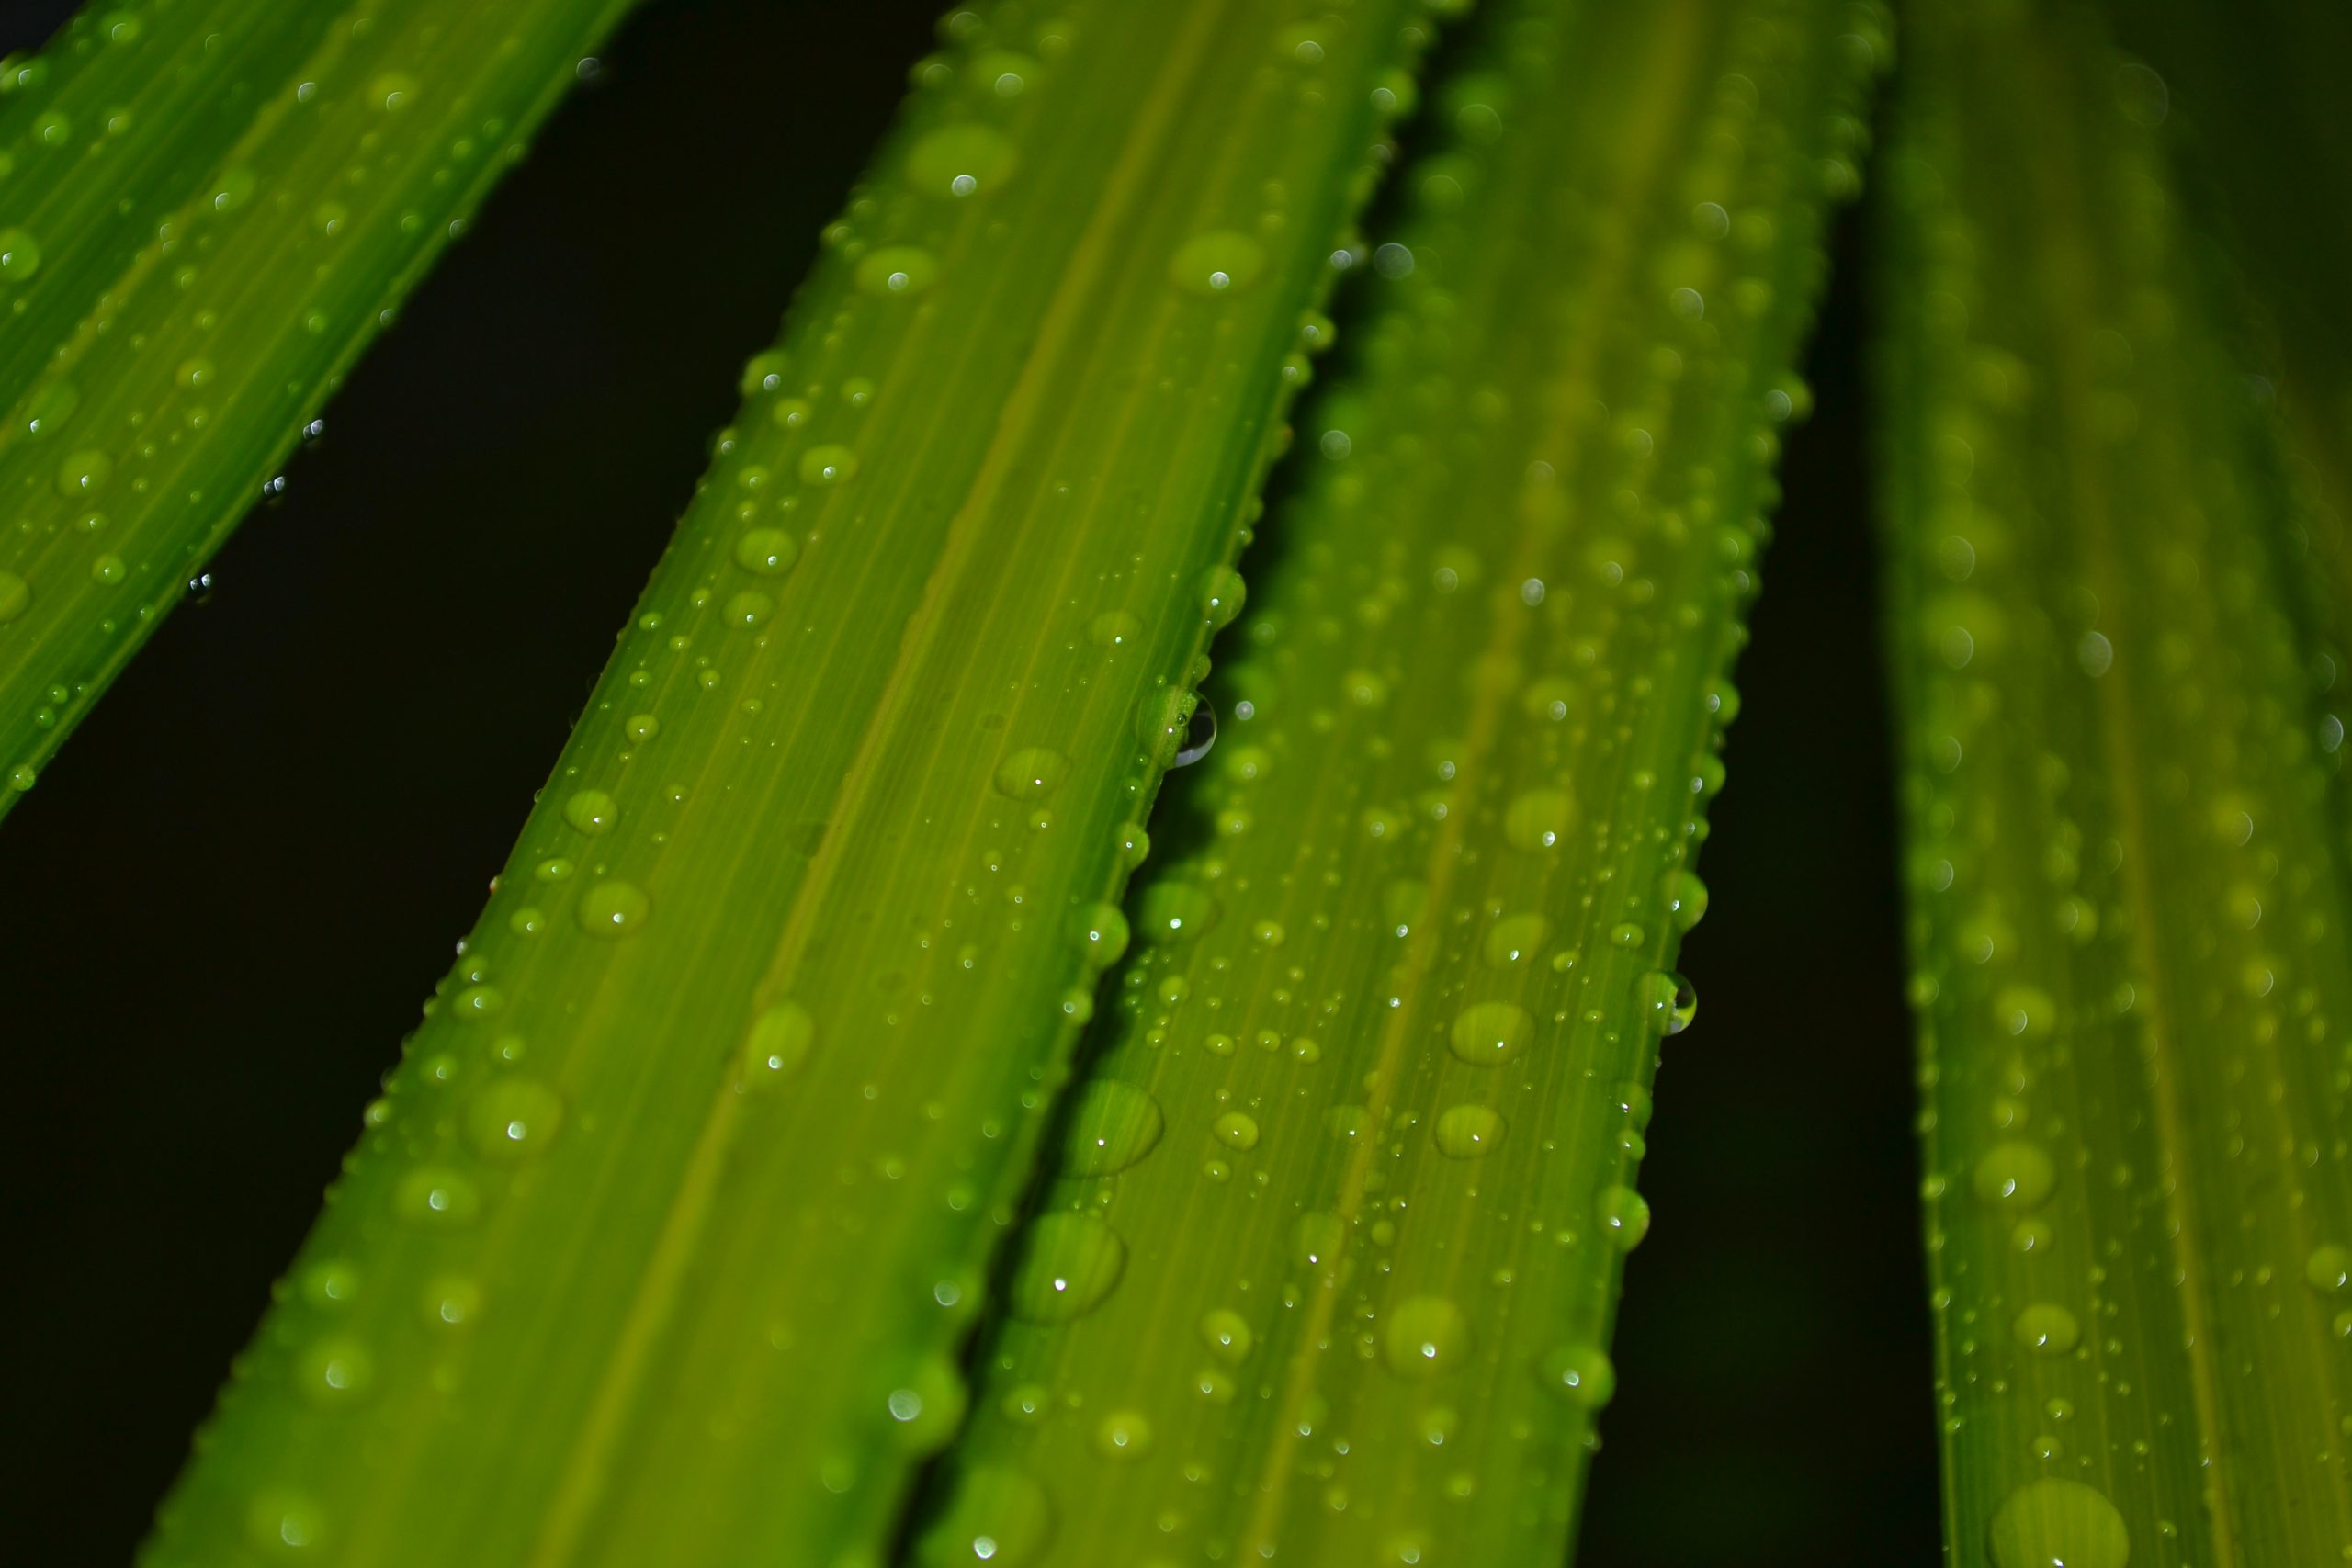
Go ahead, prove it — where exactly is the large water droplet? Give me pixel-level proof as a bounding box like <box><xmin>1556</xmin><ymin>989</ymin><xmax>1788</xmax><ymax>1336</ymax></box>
<box><xmin>564</xmin><ymin>789</ymin><xmax>617</xmax><ymax>835</ymax></box>
<box><xmin>1137</xmin><ymin>881</ymin><xmax>1219</xmax><ymax>942</ymax></box>
<box><xmin>1171</xmin><ymin>696</ymin><xmax>1216</xmax><ymax>767</ymax></box>
<box><xmin>907</xmin><ymin>122</ymin><xmax>1017</xmax><ymax>197</ymax></box>
<box><xmin>1201</xmin><ymin>1308</ymin><xmax>1254</xmax><ymax>1363</ymax></box>
<box><xmin>1007</xmin><ymin>1213</ymin><xmax>1125</xmax><ymax>1322</ymax></box>
<box><xmin>0</xmin><ymin>227</ymin><xmax>39</xmax><ymax>280</ymax></box>
<box><xmin>1449</xmin><ymin>1001</ymin><xmax>1532</xmax><ymax>1066</ymax></box>
<box><xmin>1536</xmin><ymin>1344</ymin><xmax>1614</xmax><ymax>1409</ymax></box>
<box><xmin>1645</xmin><ymin>970</ymin><xmax>1697</xmax><ymax>1034</ymax></box>
<box><xmin>733</xmin><ymin>527</ymin><xmax>799</xmax><ymax>575</ymax></box>
<box><xmin>994</xmin><ymin>746</ymin><xmax>1069</xmax><ymax>800</ymax></box>
<box><xmin>741</xmin><ymin>1001</ymin><xmax>815</xmax><ymax>1082</ymax></box>
<box><xmin>1504</xmin><ymin>789</ymin><xmax>1575</xmax><ymax>850</ymax></box>
<box><xmin>466</xmin><ymin>1077</ymin><xmax>564</xmax><ymax>1164</ymax></box>
<box><xmin>1169</xmin><ymin>231</ymin><xmax>1268</xmax><ymax>295</ymax></box>
<box><xmin>1986</xmin><ymin>1478</ymin><xmax>2129</xmax><ymax>1568</ymax></box>
<box><xmin>1073</xmin><ymin>903</ymin><xmax>1129</xmax><ymax>968</ymax></box>
<box><xmin>2013</xmin><ymin>1303</ymin><xmax>2080</xmax><ymax>1354</ymax></box>
<box><xmin>1382</xmin><ymin>1295</ymin><xmax>1468</xmax><ymax>1379</ymax></box>
<box><xmin>855</xmin><ymin>244</ymin><xmax>941</xmax><ymax>298</ymax></box>
<box><xmin>1972</xmin><ymin>1143</ymin><xmax>2055</xmax><ymax>1210</ymax></box>
<box><xmin>1059</xmin><ymin>1080</ymin><xmax>1162</xmax><ymax>1177</ymax></box>
<box><xmin>1482</xmin><ymin>913</ymin><xmax>1551</xmax><ymax>968</ymax></box>
<box><xmin>577</xmin><ymin>880</ymin><xmax>650</xmax><ymax>937</ymax></box>
<box><xmin>1433</xmin><ymin>1103</ymin><xmax>1504</xmax><ymax>1157</ymax></box>
<box><xmin>1598</xmin><ymin>1184</ymin><xmax>1650</xmax><ymax>1249</ymax></box>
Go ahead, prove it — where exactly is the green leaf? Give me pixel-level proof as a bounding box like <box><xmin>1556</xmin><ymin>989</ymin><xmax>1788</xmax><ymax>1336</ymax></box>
<box><xmin>0</xmin><ymin>0</ymin><xmax>636</xmax><ymax>808</ymax></box>
<box><xmin>1880</xmin><ymin>4</ymin><xmax>2352</xmax><ymax>1563</ymax></box>
<box><xmin>141</xmin><ymin>3</ymin><xmax>1436</xmax><ymax>1564</ymax></box>
<box><xmin>921</xmin><ymin>2</ymin><xmax>1883</xmax><ymax>1562</ymax></box>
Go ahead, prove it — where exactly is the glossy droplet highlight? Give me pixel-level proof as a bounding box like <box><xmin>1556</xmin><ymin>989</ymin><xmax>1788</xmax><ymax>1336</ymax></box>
<box><xmin>742</xmin><ymin>1001</ymin><xmax>815</xmax><ymax>1082</ymax></box>
<box><xmin>2308</xmin><ymin>1244</ymin><xmax>2352</xmax><ymax>1294</ymax></box>
<box><xmin>1505</xmin><ymin>789</ymin><xmax>1576</xmax><ymax>850</ymax></box>
<box><xmin>994</xmin><ymin>746</ymin><xmax>1069</xmax><ymax>801</ymax></box>
<box><xmin>1973</xmin><ymin>1142</ymin><xmax>2056</xmax><ymax>1210</ymax></box>
<box><xmin>1059</xmin><ymin>1080</ymin><xmax>1163</xmax><ymax>1177</ymax></box>
<box><xmin>466</xmin><ymin>1077</ymin><xmax>564</xmax><ymax>1164</ymax></box>
<box><xmin>1986</xmin><ymin>1478</ymin><xmax>2129</xmax><ymax>1568</ymax></box>
<box><xmin>564</xmin><ymin>789</ymin><xmax>617</xmax><ymax>835</ymax></box>
<box><xmin>733</xmin><ymin>527</ymin><xmax>799</xmax><ymax>575</ymax></box>
<box><xmin>1450</xmin><ymin>1001</ymin><xmax>1532</xmax><ymax>1066</ymax></box>
<box><xmin>577</xmin><ymin>880</ymin><xmax>650</xmax><ymax>937</ymax></box>
<box><xmin>1433</xmin><ymin>1103</ymin><xmax>1504</xmax><ymax>1157</ymax></box>
<box><xmin>1074</xmin><ymin>903</ymin><xmax>1129</xmax><ymax>967</ymax></box>
<box><xmin>799</xmin><ymin>444</ymin><xmax>858</xmax><ymax>485</ymax></box>
<box><xmin>2013</xmin><ymin>1303</ymin><xmax>2080</xmax><ymax>1354</ymax></box>
<box><xmin>1536</xmin><ymin>1344</ymin><xmax>1615</xmax><ymax>1410</ymax></box>
<box><xmin>908</xmin><ymin>122</ymin><xmax>1017</xmax><ymax>197</ymax></box>
<box><xmin>1482</xmin><ymin>913</ymin><xmax>1551</xmax><ymax>967</ymax></box>
<box><xmin>919</xmin><ymin>1464</ymin><xmax>1052</xmax><ymax>1566</ymax></box>
<box><xmin>1007</xmin><ymin>1213</ymin><xmax>1125</xmax><ymax>1322</ymax></box>
<box><xmin>1170</xmin><ymin>230</ymin><xmax>1268</xmax><ymax>295</ymax></box>
<box><xmin>1201</xmin><ymin>1308</ymin><xmax>1254</xmax><ymax>1363</ymax></box>
<box><xmin>1598</xmin><ymin>1184</ymin><xmax>1651</xmax><ymax>1249</ymax></box>
<box><xmin>1213</xmin><ymin>1111</ymin><xmax>1260</xmax><ymax>1152</ymax></box>
<box><xmin>1645</xmin><ymin>969</ymin><xmax>1697</xmax><ymax>1034</ymax></box>
<box><xmin>0</xmin><ymin>228</ymin><xmax>39</xmax><ymax>280</ymax></box>
<box><xmin>1382</xmin><ymin>1295</ymin><xmax>1469</xmax><ymax>1379</ymax></box>
<box><xmin>855</xmin><ymin>244</ymin><xmax>941</xmax><ymax>298</ymax></box>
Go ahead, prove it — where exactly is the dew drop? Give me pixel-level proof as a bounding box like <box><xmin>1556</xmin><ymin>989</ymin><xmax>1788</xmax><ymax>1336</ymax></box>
<box><xmin>1536</xmin><ymin>1344</ymin><xmax>1614</xmax><ymax>1410</ymax></box>
<box><xmin>1088</xmin><ymin>609</ymin><xmax>1142</xmax><ymax>648</ymax></box>
<box><xmin>1170</xmin><ymin>231</ymin><xmax>1268</xmax><ymax>295</ymax></box>
<box><xmin>0</xmin><ymin>227</ymin><xmax>39</xmax><ymax>280</ymax></box>
<box><xmin>1482</xmin><ymin>913</ymin><xmax>1551</xmax><ymax>968</ymax></box>
<box><xmin>1504</xmin><ymin>789</ymin><xmax>1576</xmax><ymax>850</ymax></box>
<box><xmin>56</xmin><ymin>449</ymin><xmax>111</xmax><ymax>498</ymax></box>
<box><xmin>370</xmin><ymin>72</ymin><xmax>418</xmax><ymax>111</ymax></box>
<box><xmin>1199</xmin><ymin>566</ymin><xmax>1247</xmax><ymax>628</ymax></box>
<box><xmin>1095</xmin><ymin>1409</ymin><xmax>1151</xmax><ymax>1460</ymax></box>
<box><xmin>741</xmin><ymin>1000</ymin><xmax>815</xmax><ymax>1082</ymax></box>
<box><xmin>993</xmin><ymin>746</ymin><xmax>1069</xmax><ymax>800</ymax></box>
<box><xmin>1645</xmin><ymin>970</ymin><xmax>1698</xmax><ymax>1035</ymax></box>
<box><xmin>1074</xmin><ymin>902</ymin><xmax>1129</xmax><ymax>967</ymax></box>
<box><xmin>733</xmin><ymin>527</ymin><xmax>799</xmax><ymax>575</ymax></box>
<box><xmin>855</xmin><ymin>244</ymin><xmax>941</xmax><ymax>298</ymax></box>
<box><xmin>918</xmin><ymin>1464</ymin><xmax>1053</xmax><ymax>1566</ymax></box>
<box><xmin>1598</xmin><ymin>1184</ymin><xmax>1651</xmax><ymax>1249</ymax></box>
<box><xmin>2308</xmin><ymin>1243</ymin><xmax>2352</xmax><ymax>1294</ymax></box>
<box><xmin>1213</xmin><ymin>1111</ymin><xmax>1260</xmax><ymax>1152</ymax></box>
<box><xmin>1137</xmin><ymin>881</ymin><xmax>1219</xmax><ymax>942</ymax></box>
<box><xmin>798</xmin><ymin>444</ymin><xmax>858</xmax><ymax>485</ymax></box>
<box><xmin>577</xmin><ymin>879</ymin><xmax>650</xmax><ymax>937</ymax></box>
<box><xmin>1171</xmin><ymin>696</ymin><xmax>1216</xmax><ymax>767</ymax></box>
<box><xmin>1382</xmin><ymin>1295</ymin><xmax>1468</xmax><ymax>1379</ymax></box>
<box><xmin>1201</xmin><ymin>1308</ymin><xmax>1254</xmax><ymax>1363</ymax></box>
<box><xmin>1007</xmin><ymin>1212</ymin><xmax>1125</xmax><ymax>1322</ymax></box>
<box><xmin>564</xmin><ymin>789</ymin><xmax>617</xmax><ymax>835</ymax></box>
<box><xmin>907</xmin><ymin>122</ymin><xmax>1017</xmax><ymax>197</ymax></box>
<box><xmin>1058</xmin><ymin>1080</ymin><xmax>1163</xmax><ymax>1176</ymax></box>
<box><xmin>1449</xmin><ymin>1001</ymin><xmax>1532</xmax><ymax>1066</ymax></box>
<box><xmin>1433</xmin><ymin>1103</ymin><xmax>1504</xmax><ymax>1157</ymax></box>
<box><xmin>1986</xmin><ymin>1478</ymin><xmax>2129</xmax><ymax>1568</ymax></box>
<box><xmin>0</xmin><ymin>571</ymin><xmax>28</xmax><ymax>623</ymax></box>
<box><xmin>298</xmin><ymin>1336</ymin><xmax>373</xmax><ymax>1404</ymax></box>
<box><xmin>395</xmin><ymin>1167</ymin><xmax>480</xmax><ymax>1226</ymax></box>
<box><xmin>2013</xmin><ymin>1303</ymin><xmax>2080</xmax><ymax>1354</ymax></box>
<box><xmin>1972</xmin><ymin>1143</ymin><xmax>2056</xmax><ymax>1210</ymax></box>
<box><xmin>725</xmin><ymin>590</ymin><xmax>773</xmax><ymax>629</ymax></box>
<box><xmin>1667</xmin><ymin>871</ymin><xmax>1709</xmax><ymax>931</ymax></box>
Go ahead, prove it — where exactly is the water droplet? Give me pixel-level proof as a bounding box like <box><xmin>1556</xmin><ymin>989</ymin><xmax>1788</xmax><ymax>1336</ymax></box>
<box><xmin>246</xmin><ymin>1490</ymin><xmax>326</xmax><ymax>1554</ymax></box>
<box><xmin>1481</xmin><ymin>913</ymin><xmax>1551</xmax><ymax>967</ymax></box>
<box><xmin>1645</xmin><ymin>970</ymin><xmax>1698</xmax><ymax>1034</ymax></box>
<box><xmin>0</xmin><ymin>572</ymin><xmax>28</xmax><ymax>623</ymax></box>
<box><xmin>887</xmin><ymin>1353</ymin><xmax>968</xmax><ymax>1455</ymax></box>
<box><xmin>1972</xmin><ymin>1143</ymin><xmax>2055</xmax><ymax>1210</ymax></box>
<box><xmin>1171</xmin><ymin>696</ymin><xmax>1216</xmax><ymax>766</ymax></box>
<box><xmin>1095</xmin><ymin>1409</ymin><xmax>1151</xmax><ymax>1460</ymax></box>
<box><xmin>1201</xmin><ymin>1308</ymin><xmax>1254</xmax><ymax>1363</ymax></box>
<box><xmin>741</xmin><ymin>1001</ymin><xmax>815</xmax><ymax>1082</ymax></box>
<box><xmin>90</xmin><ymin>553</ymin><xmax>125</xmax><ymax>586</ymax></box>
<box><xmin>1382</xmin><ymin>1295</ymin><xmax>1468</xmax><ymax>1378</ymax></box>
<box><xmin>56</xmin><ymin>449</ymin><xmax>111</xmax><ymax>498</ymax></box>
<box><xmin>1200</xmin><ymin>567</ymin><xmax>1247</xmax><ymax>628</ymax></box>
<box><xmin>1074</xmin><ymin>902</ymin><xmax>1129</xmax><ymax>967</ymax></box>
<box><xmin>994</xmin><ymin>746</ymin><xmax>1069</xmax><ymax>800</ymax></box>
<box><xmin>1667</xmin><ymin>872</ymin><xmax>1709</xmax><ymax>931</ymax></box>
<box><xmin>2308</xmin><ymin>1244</ymin><xmax>2352</xmax><ymax>1294</ymax></box>
<box><xmin>918</xmin><ymin>1464</ymin><xmax>1053</xmax><ymax>1566</ymax></box>
<box><xmin>1296</xmin><ymin>1210</ymin><xmax>1346</xmax><ymax>1265</ymax></box>
<box><xmin>855</xmin><ymin>243</ymin><xmax>941</xmax><ymax>297</ymax></box>
<box><xmin>0</xmin><ymin>227</ymin><xmax>39</xmax><ymax>280</ymax></box>
<box><xmin>907</xmin><ymin>122</ymin><xmax>1017</xmax><ymax>197</ymax></box>
<box><xmin>298</xmin><ymin>1336</ymin><xmax>373</xmax><ymax>1404</ymax></box>
<box><xmin>1213</xmin><ymin>1111</ymin><xmax>1260</xmax><ymax>1151</ymax></box>
<box><xmin>1433</xmin><ymin>1103</ymin><xmax>1504</xmax><ymax>1157</ymax></box>
<box><xmin>1007</xmin><ymin>1212</ymin><xmax>1125</xmax><ymax>1322</ymax></box>
<box><xmin>733</xmin><ymin>527</ymin><xmax>799</xmax><ymax>575</ymax></box>
<box><xmin>1089</xmin><ymin>609</ymin><xmax>1142</xmax><ymax>648</ymax></box>
<box><xmin>1449</xmin><ymin>1001</ymin><xmax>1532</xmax><ymax>1066</ymax></box>
<box><xmin>465</xmin><ymin>1077</ymin><xmax>564</xmax><ymax>1165</ymax></box>
<box><xmin>1986</xmin><ymin>1478</ymin><xmax>2129</xmax><ymax>1568</ymax></box>
<box><xmin>1170</xmin><ymin>231</ymin><xmax>1268</xmax><ymax>295</ymax></box>
<box><xmin>564</xmin><ymin>789</ymin><xmax>617</xmax><ymax>835</ymax></box>
<box><xmin>725</xmin><ymin>590</ymin><xmax>773</xmax><ymax>629</ymax></box>
<box><xmin>577</xmin><ymin>880</ymin><xmax>650</xmax><ymax>937</ymax></box>
<box><xmin>1504</xmin><ymin>789</ymin><xmax>1575</xmax><ymax>850</ymax></box>
<box><xmin>625</xmin><ymin>714</ymin><xmax>660</xmax><ymax>743</ymax></box>
<box><xmin>798</xmin><ymin>444</ymin><xmax>858</xmax><ymax>485</ymax></box>
<box><xmin>2013</xmin><ymin>1303</ymin><xmax>2080</xmax><ymax>1354</ymax></box>
<box><xmin>371</xmin><ymin>72</ymin><xmax>418</xmax><ymax>111</ymax></box>
<box><xmin>1059</xmin><ymin>1080</ymin><xmax>1162</xmax><ymax>1176</ymax></box>
<box><xmin>1137</xmin><ymin>881</ymin><xmax>1219</xmax><ymax>942</ymax></box>
<box><xmin>396</xmin><ymin>1167</ymin><xmax>481</xmax><ymax>1226</ymax></box>
<box><xmin>1598</xmin><ymin>1184</ymin><xmax>1650</xmax><ymax>1249</ymax></box>
<box><xmin>1536</xmin><ymin>1344</ymin><xmax>1614</xmax><ymax>1410</ymax></box>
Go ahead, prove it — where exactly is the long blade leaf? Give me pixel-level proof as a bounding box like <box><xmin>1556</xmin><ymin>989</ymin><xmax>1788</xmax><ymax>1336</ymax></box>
<box><xmin>0</xmin><ymin>0</ymin><xmax>635</xmax><ymax>809</ymax></box>
<box><xmin>1880</xmin><ymin>3</ymin><xmax>2352</xmax><ymax>1562</ymax></box>
<box><xmin>922</xmin><ymin>2</ymin><xmax>1883</xmax><ymax>1562</ymax></box>
<box><xmin>141</xmin><ymin>3</ymin><xmax>1439</xmax><ymax>1563</ymax></box>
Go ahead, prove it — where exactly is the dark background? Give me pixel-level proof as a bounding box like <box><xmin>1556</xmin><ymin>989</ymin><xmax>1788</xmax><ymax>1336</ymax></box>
<box><xmin>0</xmin><ymin>2</ymin><xmax>1935</xmax><ymax>1563</ymax></box>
